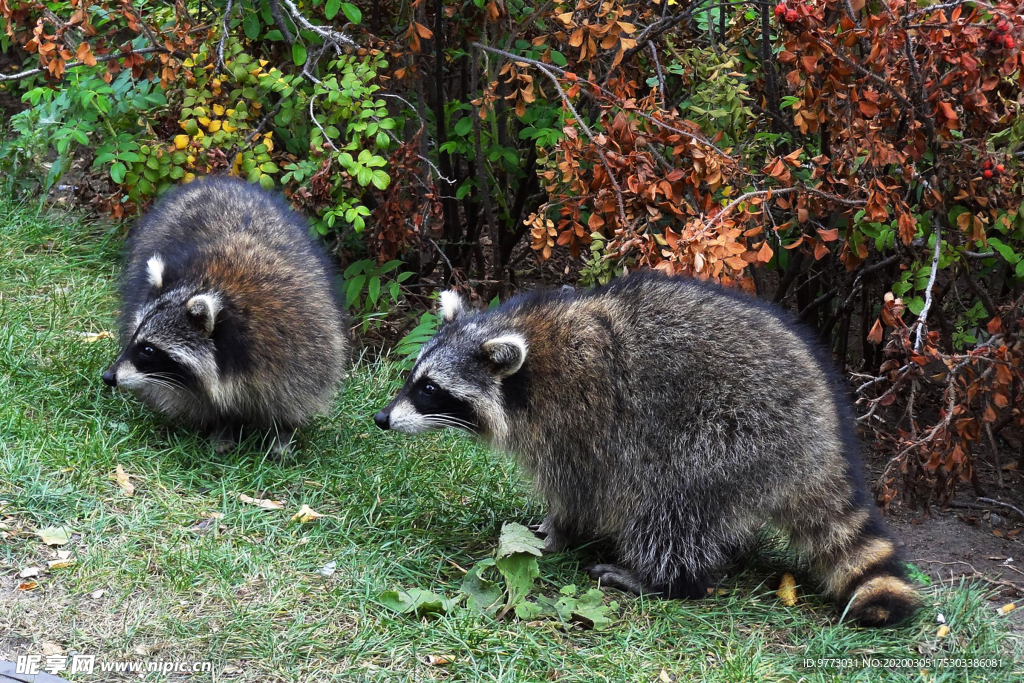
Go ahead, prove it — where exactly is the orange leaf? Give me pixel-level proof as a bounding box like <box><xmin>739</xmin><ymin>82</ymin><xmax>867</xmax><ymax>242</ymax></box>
<box><xmin>867</xmin><ymin>319</ymin><xmax>884</xmax><ymax>345</ymax></box>
<box><xmin>757</xmin><ymin>241</ymin><xmax>773</xmax><ymax>262</ymax></box>
<box><xmin>816</xmin><ymin>228</ymin><xmax>839</xmax><ymax>242</ymax></box>
<box><xmin>415</xmin><ymin>22</ymin><xmax>434</xmax><ymax>39</ymax></box>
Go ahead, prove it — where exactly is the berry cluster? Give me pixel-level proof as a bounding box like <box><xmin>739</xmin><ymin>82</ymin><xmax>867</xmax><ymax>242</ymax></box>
<box><xmin>981</xmin><ymin>159</ymin><xmax>1006</xmax><ymax>180</ymax></box>
<box><xmin>991</xmin><ymin>19</ymin><xmax>1016</xmax><ymax>50</ymax></box>
<box><xmin>773</xmin><ymin>2</ymin><xmax>799</xmax><ymax>25</ymax></box>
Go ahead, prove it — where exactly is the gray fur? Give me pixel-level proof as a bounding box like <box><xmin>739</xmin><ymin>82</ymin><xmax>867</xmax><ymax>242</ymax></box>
<box><xmin>377</xmin><ymin>273</ymin><xmax>920</xmax><ymax>625</ymax></box>
<box><xmin>105</xmin><ymin>177</ymin><xmax>349</xmax><ymax>452</ymax></box>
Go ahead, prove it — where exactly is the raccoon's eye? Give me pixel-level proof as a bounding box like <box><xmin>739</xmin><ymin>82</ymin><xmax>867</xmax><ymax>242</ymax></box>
<box><xmin>421</xmin><ymin>383</ymin><xmax>438</xmax><ymax>397</ymax></box>
<box><xmin>139</xmin><ymin>345</ymin><xmax>156</xmax><ymax>359</ymax></box>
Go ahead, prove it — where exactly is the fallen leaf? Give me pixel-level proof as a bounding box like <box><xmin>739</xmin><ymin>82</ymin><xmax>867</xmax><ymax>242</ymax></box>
<box><xmin>318</xmin><ymin>561</ymin><xmax>337</xmax><ymax>577</ymax></box>
<box><xmin>18</xmin><ymin>567</ymin><xmax>42</xmax><ymax>579</ymax></box>
<box><xmin>659</xmin><ymin>670</ymin><xmax>675</xmax><ymax>683</ymax></box>
<box><xmin>291</xmin><ymin>504</ymin><xmax>323</xmax><ymax>523</ymax></box>
<box><xmin>36</xmin><ymin>525</ymin><xmax>73</xmax><ymax>546</ymax></box>
<box><xmin>777</xmin><ymin>572</ymin><xmax>798</xmax><ymax>606</ymax></box>
<box><xmin>17</xmin><ymin>581</ymin><xmax>39</xmax><ymax>591</ymax></box>
<box><xmin>114</xmin><ymin>464</ymin><xmax>135</xmax><ymax>497</ymax></box>
<box><xmin>423</xmin><ymin>655</ymin><xmax>451</xmax><ymax>666</ymax></box>
<box><xmin>79</xmin><ymin>330</ymin><xmax>114</xmax><ymax>343</ymax></box>
<box><xmin>999</xmin><ymin>603</ymin><xmax>1016</xmax><ymax>615</ymax></box>
<box><xmin>936</xmin><ymin>624</ymin><xmax>950</xmax><ymax>638</ymax></box>
<box><xmin>41</xmin><ymin>643</ymin><xmax>64</xmax><ymax>656</ymax></box>
<box><xmin>48</xmin><ymin>558</ymin><xmax>77</xmax><ymax>570</ymax></box>
<box><xmin>236</xmin><ymin>493</ymin><xmax>284</xmax><ymax>510</ymax></box>
<box><xmin>90</xmin><ymin>589</ymin><xmax>105</xmax><ymax>599</ymax></box>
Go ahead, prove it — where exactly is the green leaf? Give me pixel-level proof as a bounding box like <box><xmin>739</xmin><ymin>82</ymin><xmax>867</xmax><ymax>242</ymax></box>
<box><xmin>341</xmin><ymin>2</ymin><xmax>362</xmax><ymax>23</ymax></box>
<box><xmin>368</xmin><ymin>276</ymin><xmax>381</xmax><ymax>305</ymax></box>
<box><xmin>292</xmin><ymin>42</ymin><xmax>308</xmax><ymax>66</ymax></box>
<box><xmin>243</xmin><ymin>12</ymin><xmax>260</xmax><ymax>40</ymax></box>
<box><xmin>453</xmin><ymin>117</ymin><xmax>473</xmax><ymax>137</ymax></box>
<box><xmin>325</xmin><ymin>0</ymin><xmax>342</xmax><ymax>19</ymax></box>
<box><xmin>987</xmin><ymin>237</ymin><xmax>1021</xmax><ymax>265</ymax></box>
<box><xmin>571</xmin><ymin>588</ymin><xmax>616</xmax><ymax>631</ymax></box>
<box><xmin>370</xmin><ymin>170</ymin><xmax>390</xmax><ymax>190</ymax></box>
<box><xmin>906</xmin><ymin>296</ymin><xmax>925</xmax><ymax>316</ymax></box>
<box><xmin>379</xmin><ymin>589</ymin><xmax>452</xmax><ymax>617</ymax></box>
<box><xmin>346</xmin><ymin>274</ymin><xmax>366</xmax><ymax>306</ymax></box>
<box><xmin>260</xmin><ymin>161</ymin><xmax>280</xmax><ymax>174</ymax></box>
<box><xmin>496</xmin><ymin>522</ymin><xmax>545</xmax><ymax>559</ymax></box>
<box><xmin>110</xmin><ymin>162</ymin><xmax>127</xmax><ymax>184</ymax></box>
<box><xmin>460</xmin><ymin>559</ymin><xmax>503</xmax><ymax>615</ymax></box>
<box><xmin>495</xmin><ymin>522</ymin><xmax>543</xmax><ymax>609</ymax></box>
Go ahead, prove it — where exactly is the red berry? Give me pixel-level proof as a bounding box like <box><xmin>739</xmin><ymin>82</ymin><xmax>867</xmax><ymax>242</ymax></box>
<box><xmin>774</xmin><ymin>3</ymin><xmax>786</xmax><ymax>16</ymax></box>
<box><xmin>785</xmin><ymin>8</ymin><xmax>798</xmax><ymax>22</ymax></box>
<box><xmin>996</xmin><ymin>164</ymin><xmax>1005</xmax><ymax>174</ymax></box>
<box><xmin>983</xmin><ymin>159</ymin><xmax>993</xmax><ymax>170</ymax></box>
<box><xmin>983</xmin><ymin>169</ymin><xmax>994</xmax><ymax>179</ymax></box>
<box><xmin>997</xmin><ymin>20</ymin><xmax>1010</xmax><ymax>33</ymax></box>
<box><xmin>1003</xmin><ymin>36</ymin><xmax>1015</xmax><ymax>50</ymax></box>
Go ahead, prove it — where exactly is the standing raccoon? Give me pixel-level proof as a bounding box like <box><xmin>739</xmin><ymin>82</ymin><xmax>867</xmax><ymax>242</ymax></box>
<box><xmin>375</xmin><ymin>273</ymin><xmax>921</xmax><ymax>626</ymax></box>
<box><xmin>103</xmin><ymin>176</ymin><xmax>349</xmax><ymax>453</ymax></box>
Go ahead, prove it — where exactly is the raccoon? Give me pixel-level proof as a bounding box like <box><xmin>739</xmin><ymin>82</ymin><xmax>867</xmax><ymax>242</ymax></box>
<box><xmin>375</xmin><ymin>272</ymin><xmax>922</xmax><ymax>626</ymax></box>
<box><xmin>102</xmin><ymin>176</ymin><xmax>349</xmax><ymax>453</ymax></box>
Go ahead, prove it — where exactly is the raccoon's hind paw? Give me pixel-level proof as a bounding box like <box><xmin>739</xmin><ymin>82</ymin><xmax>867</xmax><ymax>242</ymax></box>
<box><xmin>529</xmin><ymin>518</ymin><xmax>568</xmax><ymax>553</ymax></box>
<box><xmin>587</xmin><ymin>564</ymin><xmax>646</xmax><ymax>594</ymax></box>
<box><xmin>211</xmin><ymin>427</ymin><xmax>238</xmax><ymax>454</ymax></box>
<box><xmin>268</xmin><ymin>428</ymin><xmax>296</xmax><ymax>460</ymax></box>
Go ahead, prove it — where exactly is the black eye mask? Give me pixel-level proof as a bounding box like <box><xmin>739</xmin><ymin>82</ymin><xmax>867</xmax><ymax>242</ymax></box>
<box><xmin>131</xmin><ymin>343</ymin><xmax>197</xmax><ymax>389</ymax></box>
<box><xmin>409</xmin><ymin>376</ymin><xmax>478</xmax><ymax>428</ymax></box>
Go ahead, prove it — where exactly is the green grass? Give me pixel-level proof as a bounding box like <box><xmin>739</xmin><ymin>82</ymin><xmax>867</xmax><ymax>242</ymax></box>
<box><xmin>0</xmin><ymin>198</ymin><xmax>1021</xmax><ymax>682</ymax></box>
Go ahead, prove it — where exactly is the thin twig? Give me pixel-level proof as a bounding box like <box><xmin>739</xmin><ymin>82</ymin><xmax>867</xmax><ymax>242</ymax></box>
<box><xmin>0</xmin><ymin>46</ymin><xmax>168</xmax><ymax>82</ymax></box>
<box><xmin>914</xmin><ymin>222</ymin><xmax>943</xmax><ymax>352</ymax></box>
<box><xmin>217</xmin><ymin>0</ymin><xmax>235</xmax><ymax>74</ymax></box>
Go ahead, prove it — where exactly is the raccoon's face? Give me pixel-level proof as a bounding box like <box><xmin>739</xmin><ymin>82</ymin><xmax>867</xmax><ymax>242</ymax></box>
<box><xmin>103</xmin><ymin>287</ymin><xmax>222</xmax><ymax>406</ymax></box>
<box><xmin>374</xmin><ymin>291</ymin><xmax>527</xmax><ymax>443</ymax></box>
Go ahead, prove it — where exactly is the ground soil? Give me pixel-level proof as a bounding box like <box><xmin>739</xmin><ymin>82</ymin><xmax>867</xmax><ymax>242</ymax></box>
<box><xmin>876</xmin><ymin>455</ymin><xmax>1024</xmax><ymax>634</ymax></box>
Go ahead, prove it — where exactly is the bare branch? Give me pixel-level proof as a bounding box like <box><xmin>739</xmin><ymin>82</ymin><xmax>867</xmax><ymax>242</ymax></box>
<box><xmin>0</xmin><ymin>46</ymin><xmax>167</xmax><ymax>83</ymax></box>
<box><xmin>914</xmin><ymin>224</ymin><xmax>942</xmax><ymax>352</ymax></box>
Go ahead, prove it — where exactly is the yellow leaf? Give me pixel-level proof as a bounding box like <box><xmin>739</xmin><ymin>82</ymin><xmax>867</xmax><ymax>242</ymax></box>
<box><xmin>114</xmin><ymin>464</ymin><xmax>135</xmax><ymax>497</ymax></box>
<box><xmin>999</xmin><ymin>603</ymin><xmax>1016</xmax><ymax>614</ymax></box>
<box><xmin>222</xmin><ymin>123</ymin><xmax>237</xmax><ymax>133</ymax></box>
<box><xmin>47</xmin><ymin>558</ymin><xmax>77</xmax><ymax>570</ymax></box>
<box><xmin>198</xmin><ymin>116</ymin><xmax>211</xmax><ymax>127</ymax></box>
<box><xmin>212</xmin><ymin>104</ymin><xmax>225</xmax><ymax>116</ymax></box>
<box><xmin>184</xmin><ymin>173</ymin><xmax>196</xmax><ymax>183</ymax></box>
<box><xmin>207</xmin><ymin>120</ymin><xmax>222</xmax><ymax>133</ymax></box>
<box><xmin>173</xmin><ymin>135</ymin><xmax>189</xmax><ymax>149</ymax></box>
<box><xmin>291</xmin><ymin>504</ymin><xmax>323</xmax><ymax>523</ymax></box>
<box><xmin>236</xmin><ymin>493</ymin><xmax>285</xmax><ymax>510</ymax></box>
<box><xmin>78</xmin><ymin>330</ymin><xmax>113</xmax><ymax>343</ymax></box>
<box><xmin>777</xmin><ymin>572</ymin><xmax>798</xmax><ymax>606</ymax></box>
<box><xmin>936</xmin><ymin>624</ymin><xmax>950</xmax><ymax>638</ymax></box>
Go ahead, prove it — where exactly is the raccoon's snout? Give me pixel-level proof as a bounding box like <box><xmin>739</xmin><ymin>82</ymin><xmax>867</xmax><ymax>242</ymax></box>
<box><xmin>373</xmin><ymin>409</ymin><xmax>391</xmax><ymax>430</ymax></box>
<box><xmin>102</xmin><ymin>366</ymin><xmax>118</xmax><ymax>387</ymax></box>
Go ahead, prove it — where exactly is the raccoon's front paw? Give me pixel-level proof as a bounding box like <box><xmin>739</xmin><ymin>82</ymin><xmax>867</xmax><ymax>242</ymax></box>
<box><xmin>529</xmin><ymin>518</ymin><xmax>567</xmax><ymax>553</ymax></box>
<box><xmin>587</xmin><ymin>564</ymin><xmax>645</xmax><ymax>594</ymax></box>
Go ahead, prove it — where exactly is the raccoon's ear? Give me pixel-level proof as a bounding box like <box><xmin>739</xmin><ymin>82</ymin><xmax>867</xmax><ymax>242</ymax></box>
<box><xmin>186</xmin><ymin>293</ymin><xmax>221</xmax><ymax>336</ymax></box>
<box><xmin>439</xmin><ymin>290</ymin><xmax>466</xmax><ymax>323</ymax></box>
<box><xmin>482</xmin><ymin>334</ymin><xmax>528</xmax><ymax>377</ymax></box>
<box><xmin>146</xmin><ymin>255</ymin><xmax>164</xmax><ymax>289</ymax></box>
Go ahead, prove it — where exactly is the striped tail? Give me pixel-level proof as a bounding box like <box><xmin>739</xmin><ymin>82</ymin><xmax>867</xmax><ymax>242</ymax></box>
<box><xmin>820</xmin><ymin>516</ymin><xmax>922</xmax><ymax>627</ymax></box>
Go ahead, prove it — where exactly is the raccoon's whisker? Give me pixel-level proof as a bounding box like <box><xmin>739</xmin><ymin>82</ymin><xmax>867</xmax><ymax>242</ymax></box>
<box><xmin>426</xmin><ymin>415</ymin><xmax>477</xmax><ymax>433</ymax></box>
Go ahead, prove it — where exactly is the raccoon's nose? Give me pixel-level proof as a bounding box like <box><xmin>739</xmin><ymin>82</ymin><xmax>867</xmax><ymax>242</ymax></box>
<box><xmin>373</xmin><ymin>410</ymin><xmax>390</xmax><ymax>430</ymax></box>
<box><xmin>102</xmin><ymin>367</ymin><xmax>117</xmax><ymax>387</ymax></box>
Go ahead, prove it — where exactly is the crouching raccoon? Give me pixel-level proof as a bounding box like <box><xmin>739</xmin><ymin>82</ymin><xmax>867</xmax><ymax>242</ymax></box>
<box><xmin>375</xmin><ymin>272</ymin><xmax>922</xmax><ymax>626</ymax></box>
<box><xmin>103</xmin><ymin>176</ymin><xmax>349</xmax><ymax>454</ymax></box>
